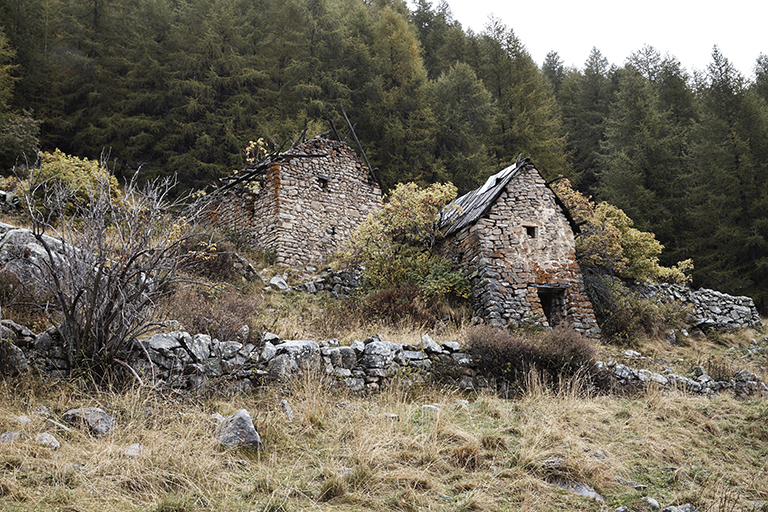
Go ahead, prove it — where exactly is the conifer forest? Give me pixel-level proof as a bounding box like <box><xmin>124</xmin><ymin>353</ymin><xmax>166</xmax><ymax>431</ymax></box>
<box><xmin>2</xmin><ymin>0</ymin><xmax>768</xmax><ymax>311</ymax></box>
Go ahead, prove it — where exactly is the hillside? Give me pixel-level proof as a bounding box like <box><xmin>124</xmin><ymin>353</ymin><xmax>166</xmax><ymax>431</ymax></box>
<box><xmin>1</xmin><ymin>284</ymin><xmax>767</xmax><ymax>511</ymax></box>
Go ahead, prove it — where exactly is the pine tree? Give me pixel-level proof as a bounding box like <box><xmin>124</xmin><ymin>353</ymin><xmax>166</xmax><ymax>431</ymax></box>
<box><xmin>432</xmin><ymin>62</ymin><xmax>494</xmax><ymax>193</ymax></box>
<box><xmin>560</xmin><ymin>47</ymin><xmax>614</xmax><ymax>193</ymax></box>
<box><xmin>476</xmin><ymin>18</ymin><xmax>567</xmax><ymax>178</ymax></box>
<box><xmin>690</xmin><ymin>47</ymin><xmax>768</xmax><ymax>309</ymax></box>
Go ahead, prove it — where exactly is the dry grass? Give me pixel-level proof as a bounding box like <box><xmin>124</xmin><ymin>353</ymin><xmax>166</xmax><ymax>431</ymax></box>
<box><xmin>2</xmin><ymin>271</ymin><xmax>767</xmax><ymax>511</ymax></box>
<box><xmin>2</xmin><ymin>328</ymin><xmax>768</xmax><ymax>512</ymax></box>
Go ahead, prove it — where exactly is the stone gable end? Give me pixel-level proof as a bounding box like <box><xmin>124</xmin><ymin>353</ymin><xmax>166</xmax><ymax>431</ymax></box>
<box><xmin>441</xmin><ymin>164</ymin><xmax>600</xmax><ymax>336</ymax></box>
<box><xmin>210</xmin><ymin>138</ymin><xmax>382</xmax><ymax>266</ymax></box>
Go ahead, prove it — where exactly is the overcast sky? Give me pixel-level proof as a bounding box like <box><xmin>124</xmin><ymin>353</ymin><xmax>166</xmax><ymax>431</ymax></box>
<box><xmin>438</xmin><ymin>0</ymin><xmax>765</xmax><ymax>80</ymax></box>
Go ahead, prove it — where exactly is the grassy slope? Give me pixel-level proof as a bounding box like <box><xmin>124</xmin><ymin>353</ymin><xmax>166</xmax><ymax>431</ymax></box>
<box><xmin>1</xmin><ymin>321</ymin><xmax>767</xmax><ymax>512</ymax></box>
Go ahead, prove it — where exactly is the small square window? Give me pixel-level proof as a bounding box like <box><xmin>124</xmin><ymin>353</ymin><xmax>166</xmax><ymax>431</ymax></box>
<box><xmin>317</xmin><ymin>176</ymin><xmax>329</xmax><ymax>190</ymax></box>
<box><xmin>525</xmin><ymin>226</ymin><xmax>538</xmax><ymax>238</ymax></box>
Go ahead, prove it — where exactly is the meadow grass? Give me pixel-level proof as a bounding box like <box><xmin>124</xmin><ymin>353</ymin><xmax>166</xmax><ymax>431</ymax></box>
<box><xmin>1</xmin><ymin>324</ymin><xmax>767</xmax><ymax>512</ymax></box>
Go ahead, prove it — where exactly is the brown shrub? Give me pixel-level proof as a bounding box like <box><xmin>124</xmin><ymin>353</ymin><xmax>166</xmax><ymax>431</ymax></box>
<box><xmin>168</xmin><ymin>287</ymin><xmax>260</xmax><ymax>342</ymax></box>
<box><xmin>466</xmin><ymin>325</ymin><xmax>599</xmax><ymax>392</ymax></box>
<box><xmin>361</xmin><ymin>284</ymin><xmax>466</xmax><ymax>327</ymax></box>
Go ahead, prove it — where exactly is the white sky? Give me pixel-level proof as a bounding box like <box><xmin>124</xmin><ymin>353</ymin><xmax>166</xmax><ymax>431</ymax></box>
<box><xmin>438</xmin><ymin>0</ymin><xmax>766</xmax><ymax>80</ymax></box>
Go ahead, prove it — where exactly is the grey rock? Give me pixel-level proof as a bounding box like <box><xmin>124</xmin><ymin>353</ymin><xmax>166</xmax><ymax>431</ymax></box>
<box><xmin>642</xmin><ymin>497</ymin><xmax>660</xmax><ymax>510</ymax></box>
<box><xmin>451</xmin><ymin>352</ymin><xmax>472</xmax><ymax>365</ymax></box>
<box><xmin>421</xmin><ymin>404</ymin><xmax>440</xmax><ymax>413</ymax></box>
<box><xmin>187</xmin><ymin>334</ymin><xmax>212</xmax><ymax>362</ymax></box>
<box><xmin>62</xmin><ymin>407</ymin><xmax>116</xmax><ymax>436</ymax></box>
<box><xmin>144</xmin><ymin>332</ymin><xmax>183</xmax><ymax>352</ymax></box>
<box><xmin>360</xmin><ymin>340</ymin><xmax>395</xmax><ymax>368</ymax></box>
<box><xmin>15</xmin><ymin>415</ymin><xmax>32</xmax><ymax>426</ymax></box>
<box><xmin>35</xmin><ymin>432</ymin><xmax>60</xmax><ymax>450</ymax></box>
<box><xmin>417</xmin><ymin>334</ymin><xmax>443</xmax><ymax>353</ymax></box>
<box><xmin>441</xmin><ymin>341</ymin><xmax>461</xmax><ymax>352</ymax></box>
<box><xmin>326</xmin><ymin>346</ymin><xmax>356</xmax><ymax>369</ymax></box>
<box><xmin>267</xmin><ymin>354</ymin><xmax>298</xmax><ymax>380</ymax></box>
<box><xmin>1</xmin><ymin>340</ymin><xmax>28</xmax><ymax>376</ymax></box>
<box><xmin>262</xmin><ymin>332</ymin><xmax>281</xmax><ymax>344</ymax></box>
<box><xmin>261</xmin><ymin>341</ymin><xmax>276</xmax><ymax>362</ymax></box>
<box><xmin>350</xmin><ymin>340</ymin><xmax>365</xmax><ymax>353</ymax></box>
<box><xmin>217</xmin><ymin>409</ymin><xmax>264</xmax><ymax>450</ymax></box>
<box><xmin>124</xmin><ymin>443</ymin><xmax>143</xmax><ymax>457</ymax></box>
<box><xmin>459</xmin><ymin>375</ymin><xmax>475</xmax><ymax>390</ymax></box>
<box><xmin>218</xmin><ymin>341</ymin><xmax>243</xmax><ymax>359</ymax></box>
<box><xmin>0</xmin><ymin>431</ymin><xmax>24</xmax><ymax>443</ymax></box>
<box><xmin>550</xmin><ymin>479</ymin><xmax>604</xmax><ymax>502</ymax></box>
<box><xmin>280</xmin><ymin>399</ymin><xmax>294</xmax><ymax>421</ymax></box>
<box><xmin>269</xmin><ymin>276</ymin><xmax>290</xmax><ymax>291</ymax></box>
<box><xmin>344</xmin><ymin>378</ymin><xmax>365</xmax><ymax>391</ymax></box>
<box><xmin>275</xmin><ymin>340</ymin><xmax>321</xmax><ymax>372</ymax></box>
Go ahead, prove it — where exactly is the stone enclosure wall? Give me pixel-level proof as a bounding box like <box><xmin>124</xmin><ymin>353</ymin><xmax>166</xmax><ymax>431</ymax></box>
<box><xmin>4</xmin><ymin>321</ymin><xmax>766</xmax><ymax>400</ymax></box>
<box><xmin>640</xmin><ymin>283</ymin><xmax>762</xmax><ymax>330</ymax></box>
<box><xmin>210</xmin><ymin>138</ymin><xmax>381</xmax><ymax>266</ymax></box>
<box><xmin>441</xmin><ymin>165</ymin><xmax>600</xmax><ymax>337</ymax></box>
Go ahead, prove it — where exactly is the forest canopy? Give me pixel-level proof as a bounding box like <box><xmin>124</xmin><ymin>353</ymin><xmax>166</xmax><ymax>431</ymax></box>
<box><xmin>1</xmin><ymin>0</ymin><xmax>768</xmax><ymax>311</ymax></box>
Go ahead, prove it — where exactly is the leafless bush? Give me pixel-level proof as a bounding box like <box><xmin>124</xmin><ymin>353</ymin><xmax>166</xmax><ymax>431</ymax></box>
<box><xmin>14</xmin><ymin>158</ymin><xmax>212</xmax><ymax>380</ymax></box>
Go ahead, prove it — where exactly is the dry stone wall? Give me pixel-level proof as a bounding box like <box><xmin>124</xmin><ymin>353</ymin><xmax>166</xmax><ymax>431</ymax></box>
<box><xmin>6</xmin><ymin>323</ymin><xmax>766</xmax><ymax>400</ymax></box>
<box><xmin>211</xmin><ymin>138</ymin><xmax>381</xmax><ymax>266</ymax></box>
<box><xmin>640</xmin><ymin>283</ymin><xmax>761</xmax><ymax>330</ymax></box>
<box><xmin>442</xmin><ymin>167</ymin><xmax>599</xmax><ymax>337</ymax></box>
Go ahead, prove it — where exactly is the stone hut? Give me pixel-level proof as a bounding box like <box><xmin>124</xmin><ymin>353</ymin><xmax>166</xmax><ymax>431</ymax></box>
<box><xmin>209</xmin><ymin>137</ymin><xmax>382</xmax><ymax>266</ymax></box>
<box><xmin>439</xmin><ymin>158</ymin><xmax>600</xmax><ymax>337</ymax></box>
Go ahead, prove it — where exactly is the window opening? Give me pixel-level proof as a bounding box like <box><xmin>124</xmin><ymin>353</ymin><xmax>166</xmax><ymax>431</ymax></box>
<box><xmin>525</xmin><ymin>226</ymin><xmax>538</xmax><ymax>238</ymax></box>
<box><xmin>316</xmin><ymin>175</ymin><xmax>329</xmax><ymax>190</ymax></box>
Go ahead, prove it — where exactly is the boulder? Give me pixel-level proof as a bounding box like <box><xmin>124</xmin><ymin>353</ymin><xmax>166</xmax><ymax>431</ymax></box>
<box><xmin>417</xmin><ymin>334</ymin><xmax>444</xmax><ymax>354</ymax></box>
<box><xmin>35</xmin><ymin>432</ymin><xmax>60</xmax><ymax>450</ymax></box>
<box><xmin>0</xmin><ymin>339</ymin><xmax>29</xmax><ymax>376</ymax></box>
<box><xmin>217</xmin><ymin>409</ymin><xmax>264</xmax><ymax>450</ymax></box>
<box><xmin>269</xmin><ymin>276</ymin><xmax>290</xmax><ymax>291</ymax></box>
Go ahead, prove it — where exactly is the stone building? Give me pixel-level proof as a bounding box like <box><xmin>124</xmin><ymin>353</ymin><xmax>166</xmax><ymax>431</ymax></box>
<box><xmin>439</xmin><ymin>158</ymin><xmax>600</xmax><ymax>337</ymax></box>
<box><xmin>208</xmin><ymin>137</ymin><xmax>382</xmax><ymax>266</ymax></box>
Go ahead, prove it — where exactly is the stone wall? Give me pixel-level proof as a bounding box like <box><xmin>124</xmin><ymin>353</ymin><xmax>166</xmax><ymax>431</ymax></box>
<box><xmin>211</xmin><ymin>138</ymin><xmax>381</xmax><ymax>266</ymax></box>
<box><xmin>6</xmin><ymin>323</ymin><xmax>766</xmax><ymax>399</ymax></box>
<box><xmin>441</xmin><ymin>166</ymin><xmax>600</xmax><ymax>337</ymax></box>
<box><xmin>640</xmin><ymin>283</ymin><xmax>761</xmax><ymax>330</ymax></box>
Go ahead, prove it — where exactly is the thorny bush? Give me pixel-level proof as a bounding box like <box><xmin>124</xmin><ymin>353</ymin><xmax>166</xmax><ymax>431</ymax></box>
<box><xmin>11</xmin><ymin>153</ymin><xmax>214</xmax><ymax>383</ymax></box>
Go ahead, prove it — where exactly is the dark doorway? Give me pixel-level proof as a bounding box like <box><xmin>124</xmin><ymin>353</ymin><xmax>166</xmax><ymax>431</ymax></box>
<box><xmin>538</xmin><ymin>288</ymin><xmax>566</xmax><ymax>327</ymax></box>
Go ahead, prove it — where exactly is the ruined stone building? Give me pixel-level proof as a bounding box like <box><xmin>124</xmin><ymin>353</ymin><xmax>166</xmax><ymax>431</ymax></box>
<box><xmin>208</xmin><ymin>137</ymin><xmax>382</xmax><ymax>266</ymax></box>
<box><xmin>439</xmin><ymin>158</ymin><xmax>600</xmax><ymax>337</ymax></box>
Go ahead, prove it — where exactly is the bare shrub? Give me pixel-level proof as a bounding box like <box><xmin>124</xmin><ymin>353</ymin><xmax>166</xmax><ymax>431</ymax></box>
<box><xmin>467</xmin><ymin>325</ymin><xmax>599</xmax><ymax>393</ymax></box>
<box><xmin>12</xmin><ymin>157</ymin><xmax>212</xmax><ymax>381</ymax></box>
<box><xmin>168</xmin><ymin>287</ymin><xmax>260</xmax><ymax>343</ymax></box>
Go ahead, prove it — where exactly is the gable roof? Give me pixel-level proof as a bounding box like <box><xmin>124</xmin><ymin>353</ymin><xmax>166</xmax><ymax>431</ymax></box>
<box><xmin>438</xmin><ymin>157</ymin><xmax>578</xmax><ymax>237</ymax></box>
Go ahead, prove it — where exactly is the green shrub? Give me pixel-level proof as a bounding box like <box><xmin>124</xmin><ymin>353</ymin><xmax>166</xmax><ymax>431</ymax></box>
<box><xmin>19</xmin><ymin>149</ymin><xmax>121</xmax><ymax>217</ymax></box>
<box><xmin>335</xmin><ymin>182</ymin><xmax>470</xmax><ymax>325</ymax></box>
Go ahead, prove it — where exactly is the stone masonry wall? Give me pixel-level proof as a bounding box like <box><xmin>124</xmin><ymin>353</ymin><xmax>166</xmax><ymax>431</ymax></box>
<box><xmin>443</xmin><ymin>167</ymin><xmax>599</xmax><ymax>337</ymax></box>
<box><xmin>212</xmin><ymin>138</ymin><xmax>381</xmax><ymax>266</ymax></box>
<box><xmin>640</xmin><ymin>283</ymin><xmax>761</xmax><ymax>330</ymax></box>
